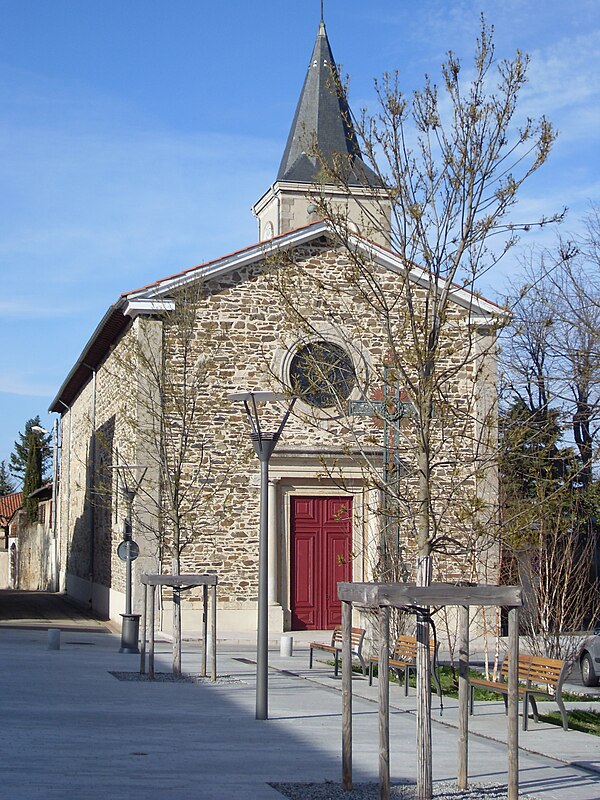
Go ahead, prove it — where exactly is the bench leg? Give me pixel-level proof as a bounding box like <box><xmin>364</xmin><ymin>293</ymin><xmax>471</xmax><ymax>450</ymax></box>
<box><xmin>469</xmin><ymin>684</ymin><xmax>474</xmax><ymax>715</ymax></box>
<box><xmin>334</xmin><ymin>650</ymin><xmax>340</xmax><ymax>677</ymax></box>
<box><xmin>529</xmin><ymin>695</ymin><xmax>539</xmax><ymax>723</ymax></box>
<box><xmin>358</xmin><ymin>654</ymin><xmax>367</xmax><ymax>676</ymax></box>
<box><xmin>555</xmin><ymin>695</ymin><xmax>569</xmax><ymax>732</ymax></box>
<box><xmin>523</xmin><ymin>693</ymin><xmax>530</xmax><ymax>731</ymax></box>
<box><xmin>502</xmin><ymin>694</ymin><xmax>508</xmax><ymax>716</ymax></box>
<box><xmin>309</xmin><ymin>647</ymin><xmax>313</xmax><ymax>670</ymax></box>
<box><xmin>369</xmin><ymin>661</ymin><xmax>374</xmax><ymax>686</ymax></box>
<box><xmin>404</xmin><ymin>667</ymin><xmax>410</xmax><ymax>696</ymax></box>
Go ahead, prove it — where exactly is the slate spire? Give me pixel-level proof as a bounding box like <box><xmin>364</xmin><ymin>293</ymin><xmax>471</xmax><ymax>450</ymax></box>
<box><xmin>277</xmin><ymin>19</ymin><xmax>378</xmax><ymax>187</ymax></box>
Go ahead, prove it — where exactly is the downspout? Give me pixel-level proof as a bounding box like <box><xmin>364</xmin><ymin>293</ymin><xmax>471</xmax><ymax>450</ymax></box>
<box><xmin>57</xmin><ymin>401</ymin><xmax>72</xmax><ymax>588</ymax></box>
<box><xmin>50</xmin><ymin>416</ymin><xmax>59</xmax><ymax>592</ymax></box>
<box><xmin>84</xmin><ymin>364</ymin><xmax>97</xmax><ymax>608</ymax></box>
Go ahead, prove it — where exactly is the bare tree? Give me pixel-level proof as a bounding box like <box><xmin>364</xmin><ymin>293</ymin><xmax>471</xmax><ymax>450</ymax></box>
<box><xmin>268</xmin><ymin>18</ymin><xmax>560</xmax><ymax>798</ymax></box>
<box><xmin>500</xmin><ymin>215</ymin><xmax>600</xmax><ymax>657</ymax></box>
<box><xmin>107</xmin><ymin>282</ymin><xmax>233</xmax><ymax>674</ymax></box>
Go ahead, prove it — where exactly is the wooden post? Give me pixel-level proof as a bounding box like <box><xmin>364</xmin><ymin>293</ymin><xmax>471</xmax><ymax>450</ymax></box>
<box><xmin>342</xmin><ymin>599</ymin><xmax>353</xmax><ymax>791</ymax></box>
<box><xmin>379</xmin><ymin>606</ymin><xmax>390</xmax><ymax>800</ymax></box>
<box><xmin>210</xmin><ymin>583</ymin><xmax>217</xmax><ymax>681</ymax></box>
<box><xmin>149</xmin><ymin>584</ymin><xmax>156</xmax><ymax>679</ymax></box>
<box><xmin>173</xmin><ymin>586</ymin><xmax>181</xmax><ymax>676</ymax></box>
<box><xmin>507</xmin><ymin>607</ymin><xmax>519</xmax><ymax>800</ymax></box>
<box><xmin>139</xmin><ymin>582</ymin><xmax>148</xmax><ymax>674</ymax></box>
<box><xmin>201</xmin><ymin>584</ymin><xmax>208</xmax><ymax>677</ymax></box>
<box><xmin>457</xmin><ymin>605</ymin><xmax>469</xmax><ymax>789</ymax></box>
<box><xmin>416</xmin><ymin>609</ymin><xmax>432</xmax><ymax>800</ymax></box>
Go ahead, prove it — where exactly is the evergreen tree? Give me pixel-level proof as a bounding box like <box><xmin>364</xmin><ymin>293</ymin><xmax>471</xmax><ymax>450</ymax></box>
<box><xmin>0</xmin><ymin>461</ymin><xmax>16</xmax><ymax>496</ymax></box>
<box><xmin>22</xmin><ymin>430</ymin><xmax>44</xmax><ymax>522</ymax></box>
<box><xmin>9</xmin><ymin>417</ymin><xmax>51</xmax><ymax>482</ymax></box>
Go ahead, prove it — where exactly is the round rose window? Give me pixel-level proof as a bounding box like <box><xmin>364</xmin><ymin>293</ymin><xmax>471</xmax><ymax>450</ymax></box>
<box><xmin>289</xmin><ymin>341</ymin><xmax>356</xmax><ymax>408</ymax></box>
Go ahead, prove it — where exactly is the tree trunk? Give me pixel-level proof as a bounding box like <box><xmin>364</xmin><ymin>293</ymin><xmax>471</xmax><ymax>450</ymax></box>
<box><xmin>172</xmin><ymin>543</ymin><xmax>181</xmax><ymax>676</ymax></box>
<box><xmin>416</xmin><ymin>416</ymin><xmax>433</xmax><ymax>800</ymax></box>
<box><xmin>416</xmin><ymin>554</ymin><xmax>432</xmax><ymax>800</ymax></box>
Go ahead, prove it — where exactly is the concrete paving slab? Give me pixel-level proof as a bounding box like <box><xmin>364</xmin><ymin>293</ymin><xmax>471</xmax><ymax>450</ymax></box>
<box><xmin>276</xmin><ymin>649</ymin><xmax>600</xmax><ymax>771</ymax></box>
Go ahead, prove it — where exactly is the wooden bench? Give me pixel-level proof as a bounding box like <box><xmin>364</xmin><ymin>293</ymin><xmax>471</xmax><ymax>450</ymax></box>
<box><xmin>368</xmin><ymin>634</ymin><xmax>442</xmax><ymax>697</ymax></box>
<box><xmin>469</xmin><ymin>653</ymin><xmax>570</xmax><ymax>731</ymax></box>
<box><xmin>309</xmin><ymin>626</ymin><xmax>367</xmax><ymax>677</ymax></box>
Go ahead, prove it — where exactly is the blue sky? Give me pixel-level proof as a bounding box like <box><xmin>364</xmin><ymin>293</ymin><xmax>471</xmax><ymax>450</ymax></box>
<box><xmin>1</xmin><ymin>0</ymin><xmax>599</xmax><ymax>471</ymax></box>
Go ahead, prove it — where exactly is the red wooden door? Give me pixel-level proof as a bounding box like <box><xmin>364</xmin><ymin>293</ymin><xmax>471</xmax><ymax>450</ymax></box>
<box><xmin>290</xmin><ymin>496</ymin><xmax>353</xmax><ymax>630</ymax></box>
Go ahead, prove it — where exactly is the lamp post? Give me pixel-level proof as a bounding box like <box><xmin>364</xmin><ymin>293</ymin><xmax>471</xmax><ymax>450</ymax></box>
<box><xmin>228</xmin><ymin>391</ymin><xmax>296</xmax><ymax>720</ymax></box>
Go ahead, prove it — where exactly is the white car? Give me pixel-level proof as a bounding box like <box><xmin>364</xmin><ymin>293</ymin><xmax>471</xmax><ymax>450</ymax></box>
<box><xmin>579</xmin><ymin>634</ymin><xmax>600</xmax><ymax>687</ymax></box>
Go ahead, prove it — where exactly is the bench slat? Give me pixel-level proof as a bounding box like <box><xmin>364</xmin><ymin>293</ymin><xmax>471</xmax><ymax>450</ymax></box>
<box><xmin>468</xmin><ymin>652</ymin><xmax>569</xmax><ymax>732</ymax></box>
<box><xmin>308</xmin><ymin>626</ymin><xmax>367</xmax><ymax>677</ymax></box>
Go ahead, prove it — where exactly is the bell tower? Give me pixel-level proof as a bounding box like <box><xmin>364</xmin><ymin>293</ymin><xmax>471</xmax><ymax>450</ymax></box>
<box><xmin>252</xmin><ymin>15</ymin><xmax>390</xmax><ymax>245</ymax></box>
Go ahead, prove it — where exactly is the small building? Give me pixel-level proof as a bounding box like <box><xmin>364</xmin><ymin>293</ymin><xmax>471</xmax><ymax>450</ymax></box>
<box><xmin>0</xmin><ymin>491</ymin><xmax>22</xmax><ymax>588</ymax></box>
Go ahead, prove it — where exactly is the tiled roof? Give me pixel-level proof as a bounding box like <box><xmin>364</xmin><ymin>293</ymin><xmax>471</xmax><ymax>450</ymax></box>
<box><xmin>0</xmin><ymin>492</ymin><xmax>22</xmax><ymax>526</ymax></box>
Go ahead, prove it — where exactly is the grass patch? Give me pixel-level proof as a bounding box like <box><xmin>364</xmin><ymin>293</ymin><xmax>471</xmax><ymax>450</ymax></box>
<box><xmin>539</xmin><ymin>709</ymin><xmax>600</xmax><ymax>736</ymax></box>
<box><xmin>366</xmin><ymin>662</ymin><xmax>506</xmax><ymax>700</ymax></box>
<box><xmin>357</xmin><ymin>662</ymin><xmax>598</xmax><ymax>702</ymax></box>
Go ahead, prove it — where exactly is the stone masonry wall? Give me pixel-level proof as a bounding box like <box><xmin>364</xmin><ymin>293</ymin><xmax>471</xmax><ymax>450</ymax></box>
<box><xmin>155</xmin><ymin>237</ymin><xmax>500</xmax><ymax>610</ymax></box>
<box><xmin>58</xmin><ymin>236</ymin><xmax>500</xmax><ymax>625</ymax></box>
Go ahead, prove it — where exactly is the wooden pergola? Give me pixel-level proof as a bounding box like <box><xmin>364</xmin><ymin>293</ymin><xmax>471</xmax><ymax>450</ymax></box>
<box><xmin>337</xmin><ymin>582</ymin><xmax>523</xmax><ymax>800</ymax></box>
<box><xmin>139</xmin><ymin>573</ymin><xmax>218</xmax><ymax>681</ymax></box>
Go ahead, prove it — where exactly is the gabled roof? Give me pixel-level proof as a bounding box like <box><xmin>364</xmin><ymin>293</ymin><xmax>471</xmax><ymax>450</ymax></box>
<box><xmin>0</xmin><ymin>492</ymin><xmax>22</xmax><ymax>527</ymax></box>
<box><xmin>277</xmin><ymin>21</ymin><xmax>379</xmax><ymax>187</ymax></box>
<box><xmin>49</xmin><ymin>220</ymin><xmax>505</xmax><ymax>414</ymax></box>
<box><xmin>28</xmin><ymin>483</ymin><xmax>53</xmax><ymax>501</ymax></box>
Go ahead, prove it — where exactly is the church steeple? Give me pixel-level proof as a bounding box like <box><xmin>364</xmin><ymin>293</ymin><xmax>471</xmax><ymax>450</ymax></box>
<box><xmin>276</xmin><ymin>19</ymin><xmax>377</xmax><ymax>187</ymax></box>
<box><xmin>253</xmin><ymin>17</ymin><xmax>390</xmax><ymax>244</ymax></box>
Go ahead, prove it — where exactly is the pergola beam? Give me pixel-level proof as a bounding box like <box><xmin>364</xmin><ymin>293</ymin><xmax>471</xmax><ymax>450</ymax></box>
<box><xmin>337</xmin><ymin>581</ymin><xmax>522</xmax><ymax>608</ymax></box>
<box><xmin>139</xmin><ymin>573</ymin><xmax>218</xmax><ymax>681</ymax></box>
<box><xmin>338</xmin><ymin>583</ymin><xmax>523</xmax><ymax>800</ymax></box>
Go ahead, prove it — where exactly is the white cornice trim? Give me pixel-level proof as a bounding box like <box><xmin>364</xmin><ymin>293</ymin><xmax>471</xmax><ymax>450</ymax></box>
<box><xmin>345</xmin><ymin>233</ymin><xmax>507</xmax><ymax>318</ymax></box>
<box><xmin>123</xmin><ymin>298</ymin><xmax>176</xmax><ymax>319</ymax></box>
<box><xmin>126</xmin><ymin>223</ymin><xmax>330</xmax><ymax>301</ymax></box>
<box><xmin>124</xmin><ymin>220</ymin><xmax>506</xmax><ymax>319</ymax></box>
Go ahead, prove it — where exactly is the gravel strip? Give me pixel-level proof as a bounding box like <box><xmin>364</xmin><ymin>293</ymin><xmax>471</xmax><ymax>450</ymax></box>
<box><xmin>270</xmin><ymin>781</ymin><xmax>540</xmax><ymax>799</ymax></box>
<box><xmin>108</xmin><ymin>671</ymin><xmax>242</xmax><ymax>684</ymax></box>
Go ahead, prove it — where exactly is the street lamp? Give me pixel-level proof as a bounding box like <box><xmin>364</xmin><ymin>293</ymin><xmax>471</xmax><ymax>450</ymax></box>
<box><xmin>111</xmin><ymin>462</ymin><xmax>147</xmax><ymax>654</ymax></box>
<box><xmin>32</xmin><ymin>421</ymin><xmax>59</xmax><ymax>593</ymax></box>
<box><xmin>228</xmin><ymin>391</ymin><xmax>296</xmax><ymax>720</ymax></box>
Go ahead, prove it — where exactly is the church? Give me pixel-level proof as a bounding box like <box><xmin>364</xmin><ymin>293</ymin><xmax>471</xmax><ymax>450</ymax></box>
<box><xmin>50</xmin><ymin>16</ymin><xmax>502</xmax><ymax>633</ymax></box>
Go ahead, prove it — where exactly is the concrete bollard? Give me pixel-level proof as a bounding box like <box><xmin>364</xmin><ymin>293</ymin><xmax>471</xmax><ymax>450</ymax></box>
<box><xmin>280</xmin><ymin>635</ymin><xmax>293</xmax><ymax>657</ymax></box>
<box><xmin>48</xmin><ymin>629</ymin><xmax>61</xmax><ymax>650</ymax></box>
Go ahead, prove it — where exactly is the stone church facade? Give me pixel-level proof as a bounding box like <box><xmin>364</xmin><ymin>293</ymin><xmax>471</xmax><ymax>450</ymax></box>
<box><xmin>51</xmin><ymin>20</ymin><xmax>502</xmax><ymax>633</ymax></box>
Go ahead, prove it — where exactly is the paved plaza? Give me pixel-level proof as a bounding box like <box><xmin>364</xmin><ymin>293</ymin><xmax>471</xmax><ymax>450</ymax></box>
<box><xmin>1</xmin><ymin>593</ymin><xmax>600</xmax><ymax>799</ymax></box>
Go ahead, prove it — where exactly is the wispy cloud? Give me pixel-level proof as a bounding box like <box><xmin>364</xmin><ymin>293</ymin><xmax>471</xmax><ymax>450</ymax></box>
<box><xmin>0</xmin><ymin>299</ymin><xmax>74</xmax><ymax>320</ymax></box>
<box><xmin>0</xmin><ymin>381</ymin><xmax>55</xmax><ymax>399</ymax></box>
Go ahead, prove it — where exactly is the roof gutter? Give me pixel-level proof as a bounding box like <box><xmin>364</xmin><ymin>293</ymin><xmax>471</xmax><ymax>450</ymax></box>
<box><xmin>49</xmin><ymin>299</ymin><xmax>129</xmax><ymax>413</ymax></box>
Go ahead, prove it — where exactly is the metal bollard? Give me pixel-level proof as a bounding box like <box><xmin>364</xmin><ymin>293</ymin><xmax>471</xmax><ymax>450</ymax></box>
<box><xmin>280</xmin><ymin>635</ymin><xmax>293</xmax><ymax>657</ymax></box>
<box><xmin>48</xmin><ymin>629</ymin><xmax>61</xmax><ymax>650</ymax></box>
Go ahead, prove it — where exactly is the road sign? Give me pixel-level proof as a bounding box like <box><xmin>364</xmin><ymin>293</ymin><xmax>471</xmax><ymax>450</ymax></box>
<box><xmin>117</xmin><ymin>540</ymin><xmax>140</xmax><ymax>562</ymax></box>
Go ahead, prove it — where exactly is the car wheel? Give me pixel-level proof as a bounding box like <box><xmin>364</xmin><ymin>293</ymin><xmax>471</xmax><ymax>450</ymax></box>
<box><xmin>581</xmin><ymin>652</ymin><xmax>599</xmax><ymax>687</ymax></box>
